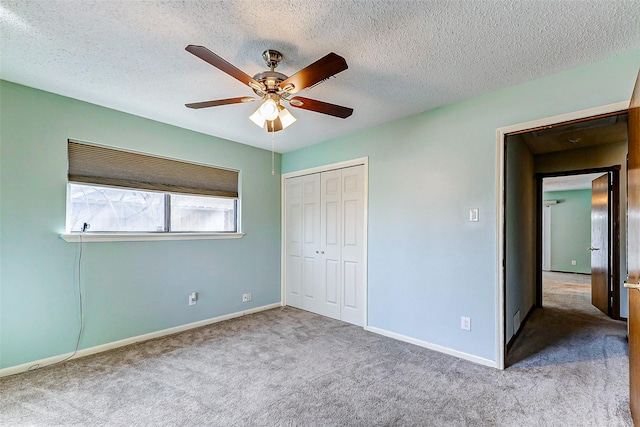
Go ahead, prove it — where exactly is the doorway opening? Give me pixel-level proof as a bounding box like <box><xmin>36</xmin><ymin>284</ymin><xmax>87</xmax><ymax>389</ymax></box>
<box><xmin>500</xmin><ymin>108</ymin><xmax>629</xmax><ymax>367</ymax></box>
<box><xmin>538</xmin><ymin>168</ymin><xmax>621</xmax><ymax>319</ymax></box>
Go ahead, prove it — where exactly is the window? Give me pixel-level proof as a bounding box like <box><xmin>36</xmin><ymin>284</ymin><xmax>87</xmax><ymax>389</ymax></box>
<box><xmin>68</xmin><ymin>184</ymin><xmax>165</xmax><ymax>232</ymax></box>
<box><xmin>170</xmin><ymin>194</ymin><xmax>236</xmax><ymax>232</ymax></box>
<box><xmin>67</xmin><ymin>184</ymin><xmax>237</xmax><ymax>233</ymax></box>
<box><xmin>65</xmin><ymin>141</ymin><xmax>240</xmax><ymax>236</ymax></box>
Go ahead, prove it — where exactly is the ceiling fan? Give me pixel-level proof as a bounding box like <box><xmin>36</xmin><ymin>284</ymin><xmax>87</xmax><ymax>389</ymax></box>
<box><xmin>184</xmin><ymin>45</ymin><xmax>353</xmax><ymax>132</ymax></box>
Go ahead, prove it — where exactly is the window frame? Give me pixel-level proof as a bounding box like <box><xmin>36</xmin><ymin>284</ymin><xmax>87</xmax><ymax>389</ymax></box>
<box><xmin>61</xmin><ymin>141</ymin><xmax>244</xmax><ymax>242</ymax></box>
<box><xmin>61</xmin><ymin>183</ymin><xmax>244</xmax><ymax>242</ymax></box>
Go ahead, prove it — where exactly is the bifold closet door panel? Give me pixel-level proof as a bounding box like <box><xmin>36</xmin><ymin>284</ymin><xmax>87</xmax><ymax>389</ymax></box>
<box><xmin>301</xmin><ymin>173</ymin><xmax>324</xmax><ymax>315</ymax></box>
<box><xmin>320</xmin><ymin>169</ymin><xmax>343</xmax><ymax>320</ymax></box>
<box><xmin>340</xmin><ymin>165</ymin><xmax>365</xmax><ymax>326</ymax></box>
<box><xmin>285</xmin><ymin>176</ymin><xmax>303</xmax><ymax>308</ymax></box>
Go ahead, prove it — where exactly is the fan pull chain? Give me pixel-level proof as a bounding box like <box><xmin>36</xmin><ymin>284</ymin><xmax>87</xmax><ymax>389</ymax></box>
<box><xmin>271</xmin><ymin>121</ymin><xmax>275</xmax><ymax>175</ymax></box>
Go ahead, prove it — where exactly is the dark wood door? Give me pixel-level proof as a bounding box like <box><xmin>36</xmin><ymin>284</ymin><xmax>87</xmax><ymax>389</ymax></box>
<box><xmin>627</xmin><ymin>69</ymin><xmax>640</xmax><ymax>426</ymax></box>
<box><xmin>591</xmin><ymin>173</ymin><xmax>610</xmax><ymax>316</ymax></box>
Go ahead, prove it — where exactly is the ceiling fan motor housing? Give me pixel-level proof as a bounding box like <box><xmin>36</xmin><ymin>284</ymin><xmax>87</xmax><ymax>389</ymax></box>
<box><xmin>252</xmin><ymin>70</ymin><xmax>288</xmax><ymax>95</ymax></box>
<box><xmin>262</xmin><ymin>49</ymin><xmax>283</xmax><ymax>69</ymax></box>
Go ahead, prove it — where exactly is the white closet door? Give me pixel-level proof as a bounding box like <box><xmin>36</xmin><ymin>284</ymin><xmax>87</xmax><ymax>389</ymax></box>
<box><xmin>319</xmin><ymin>169</ymin><xmax>343</xmax><ymax>320</ymax></box>
<box><xmin>284</xmin><ymin>163</ymin><xmax>366</xmax><ymax>327</ymax></box>
<box><xmin>340</xmin><ymin>165</ymin><xmax>365</xmax><ymax>326</ymax></box>
<box><xmin>285</xmin><ymin>176</ymin><xmax>303</xmax><ymax>308</ymax></box>
<box><xmin>301</xmin><ymin>174</ymin><xmax>323</xmax><ymax>314</ymax></box>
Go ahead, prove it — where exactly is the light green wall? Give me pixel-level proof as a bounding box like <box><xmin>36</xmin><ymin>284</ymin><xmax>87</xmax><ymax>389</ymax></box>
<box><xmin>505</xmin><ymin>136</ymin><xmax>536</xmax><ymax>343</ymax></box>
<box><xmin>544</xmin><ymin>189</ymin><xmax>592</xmax><ymax>274</ymax></box>
<box><xmin>282</xmin><ymin>50</ymin><xmax>639</xmax><ymax>362</ymax></box>
<box><xmin>3</xmin><ymin>49</ymin><xmax>638</xmax><ymax>370</ymax></box>
<box><xmin>0</xmin><ymin>81</ymin><xmax>282</xmax><ymax>369</ymax></box>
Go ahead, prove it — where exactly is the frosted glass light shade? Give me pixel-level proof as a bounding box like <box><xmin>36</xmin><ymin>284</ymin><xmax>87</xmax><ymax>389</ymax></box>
<box><xmin>249</xmin><ymin>99</ymin><xmax>296</xmax><ymax>131</ymax></box>
<box><xmin>278</xmin><ymin>107</ymin><xmax>296</xmax><ymax>129</ymax></box>
<box><xmin>249</xmin><ymin>108</ymin><xmax>266</xmax><ymax>128</ymax></box>
<box><xmin>259</xmin><ymin>99</ymin><xmax>279</xmax><ymax>120</ymax></box>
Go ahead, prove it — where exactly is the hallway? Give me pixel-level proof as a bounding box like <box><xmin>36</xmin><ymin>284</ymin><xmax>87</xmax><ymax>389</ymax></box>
<box><xmin>508</xmin><ymin>271</ymin><xmax>628</xmax><ymax>366</ymax></box>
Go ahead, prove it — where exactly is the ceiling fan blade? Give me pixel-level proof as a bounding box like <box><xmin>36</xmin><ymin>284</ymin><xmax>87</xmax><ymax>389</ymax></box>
<box><xmin>289</xmin><ymin>97</ymin><xmax>353</xmax><ymax>119</ymax></box>
<box><xmin>185</xmin><ymin>97</ymin><xmax>256</xmax><ymax>109</ymax></box>
<box><xmin>279</xmin><ymin>53</ymin><xmax>348</xmax><ymax>94</ymax></box>
<box><xmin>185</xmin><ymin>45</ymin><xmax>262</xmax><ymax>89</ymax></box>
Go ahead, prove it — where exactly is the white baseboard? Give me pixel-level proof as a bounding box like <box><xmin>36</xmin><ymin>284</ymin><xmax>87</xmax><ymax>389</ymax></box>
<box><xmin>0</xmin><ymin>302</ymin><xmax>282</xmax><ymax>378</ymax></box>
<box><xmin>365</xmin><ymin>325</ymin><xmax>498</xmax><ymax>369</ymax></box>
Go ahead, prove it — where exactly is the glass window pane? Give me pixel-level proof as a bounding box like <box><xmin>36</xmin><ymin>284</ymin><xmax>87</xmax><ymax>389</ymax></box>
<box><xmin>170</xmin><ymin>195</ymin><xmax>236</xmax><ymax>232</ymax></box>
<box><xmin>68</xmin><ymin>184</ymin><xmax>165</xmax><ymax>232</ymax></box>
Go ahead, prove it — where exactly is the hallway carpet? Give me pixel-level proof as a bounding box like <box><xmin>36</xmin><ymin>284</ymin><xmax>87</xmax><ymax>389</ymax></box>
<box><xmin>1</xmin><ymin>272</ymin><xmax>632</xmax><ymax>426</ymax></box>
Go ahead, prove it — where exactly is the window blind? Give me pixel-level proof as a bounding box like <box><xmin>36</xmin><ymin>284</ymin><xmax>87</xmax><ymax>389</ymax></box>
<box><xmin>68</xmin><ymin>140</ymin><xmax>239</xmax><ymax>198</ymax></box>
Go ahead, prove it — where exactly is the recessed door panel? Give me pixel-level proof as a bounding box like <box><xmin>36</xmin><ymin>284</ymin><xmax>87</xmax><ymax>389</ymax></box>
<box><xmin>303</xmin><ymin>179</ymin><xmax>316</xmax><ymax>197</ymax></box>
<box><xmin>287</xmin><ymin>255</ymin><xmax>301</xmax><ymax>296</ymax></box>
<box><xmin>304</xmin><ymin>203</ymin><xmax>316</xmax><ymax>244</ymax></box>
<box><xmin>344</xmin><ymin>200</ymin><xmax>357</xmax><ymax>246</ymax></box>
<box><xmin>288</xmin><ymin>203</ymin><xmax>302</xmax><ymax>244</ymax></box>
<box><xmin>303</xmin><ymin>256</ymin><xmax>316</xmax><ymax>299</ymax></box>
<box><xmin>325</xmin><ymin>176</ymin><xmax>340</xmax><ymax>195</ymax></box>
<box><xmin>325</xmin><ymin>259</ymin><xmax>339</xmax><ymax>305</ymax></box>
<box><xmin>325</xmin><ymin>201</ymin><xmax>339</xmax><ymax>245</ymax></box>
<box><xmin>344</xmin><ymin>174</ymin><xmax>357</xmax><ymax>193</ymax></box>
<box><xmin>343</xmin><ymin>261</ymin><xmax>358</xmax><ymax>309</ymax></box>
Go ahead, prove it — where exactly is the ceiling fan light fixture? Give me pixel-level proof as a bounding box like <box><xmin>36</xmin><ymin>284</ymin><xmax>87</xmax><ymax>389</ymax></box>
<box><xmin>278</xmin><ymin>106</ymin><xmax>297</xmax><ymax>129</ymax></box>
<box><xmin>259</xmin><ymin>98</ymin><xmax>279</xmax><ymax>120</ymax></box>
<box><xmin>249</xmin><ymin>107</ymin><xmax>266</xmax><ymax>128</ymax></box>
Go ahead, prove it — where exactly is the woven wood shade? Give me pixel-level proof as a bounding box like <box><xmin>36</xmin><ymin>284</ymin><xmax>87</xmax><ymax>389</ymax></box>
<box><xmin>68</xmin><ymin>141</ymin><xmax>239</xmax><ymax>198</ymax></box>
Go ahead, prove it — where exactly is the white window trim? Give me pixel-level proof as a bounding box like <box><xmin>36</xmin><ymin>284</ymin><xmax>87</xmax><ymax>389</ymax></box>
<box><xmin>60</xmin><ymin>232</ymin><xmax>245</xmax><ymax>243</ymax></box>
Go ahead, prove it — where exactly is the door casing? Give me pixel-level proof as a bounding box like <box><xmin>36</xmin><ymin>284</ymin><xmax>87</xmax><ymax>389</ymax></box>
<box><xmin>495</xmin><ymin>100</ymin><xmax>629</xmax><ymax>370</ymax></box>
<box><xmin>625</xmin><ymin>70</ymin><xmax>640</xmax><ymax>425</ymax></box>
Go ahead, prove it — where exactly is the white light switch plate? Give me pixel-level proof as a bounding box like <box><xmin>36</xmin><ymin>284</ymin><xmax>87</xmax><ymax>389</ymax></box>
<box><xmin>461</xmin><ymin>316</ymin><xmax>471</xmax><ymax>331</ymax></box>
<box><xmin>469</xmin><ymin>208</ymin><xmax>479</xmax><ymax>222</ymax></box>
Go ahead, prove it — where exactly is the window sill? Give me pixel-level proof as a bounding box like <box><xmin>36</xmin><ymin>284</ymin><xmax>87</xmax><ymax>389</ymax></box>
<box><xmin>60</xmin><ymin>232</ymin><xmax>245</xmax><ymax>243</ymax></box>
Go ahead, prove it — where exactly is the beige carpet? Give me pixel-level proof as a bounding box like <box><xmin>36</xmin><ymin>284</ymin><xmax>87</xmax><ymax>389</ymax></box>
<box><xmin>0</xmin><ymin>272</ymin><xmax>632</xmax><ymax>426</ymax></box>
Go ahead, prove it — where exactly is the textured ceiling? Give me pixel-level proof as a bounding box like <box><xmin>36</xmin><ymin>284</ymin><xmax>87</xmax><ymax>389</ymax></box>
<box><xmin>1</xmin><ymin>1</ymin><xmax>639</xmax><ymax>153</ymax></box>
